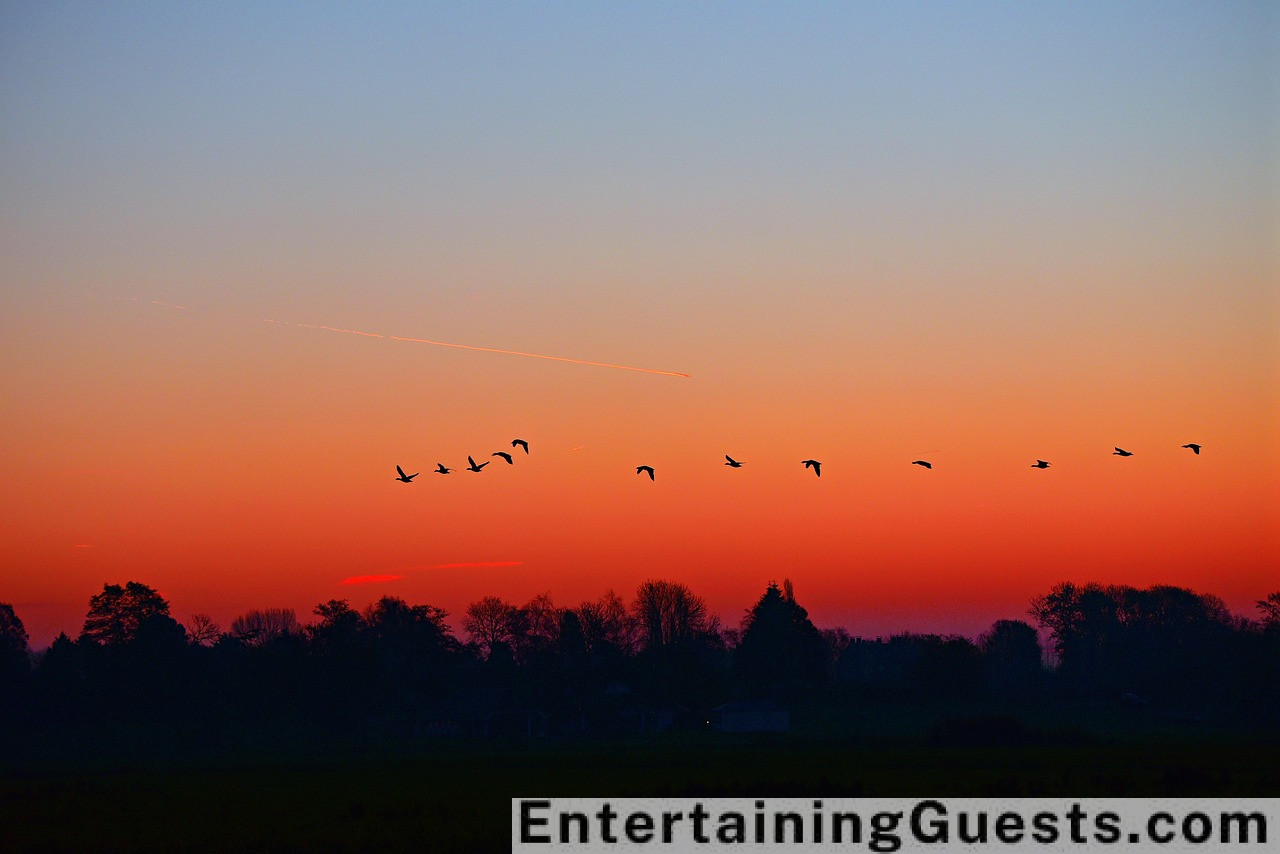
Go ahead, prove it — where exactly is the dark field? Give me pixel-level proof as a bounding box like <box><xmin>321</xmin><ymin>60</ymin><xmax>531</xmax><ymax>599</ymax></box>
<box><xmin>4</xmin><ymin>703</ymin><xmax>1278</xmax><ymax>852</ymax></box>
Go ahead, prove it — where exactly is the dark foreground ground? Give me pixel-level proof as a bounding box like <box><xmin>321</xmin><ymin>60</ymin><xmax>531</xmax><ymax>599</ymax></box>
<box><xmin>3</xmin><ymin>702</ymin><xmax>1278</xmax><ymax>851</ymax></box>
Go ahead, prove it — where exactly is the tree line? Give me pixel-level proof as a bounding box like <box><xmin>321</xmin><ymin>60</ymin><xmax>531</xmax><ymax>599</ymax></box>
<box><xmin>1</xmin><ymin>581</ymin><xmax>1277</xmax><ymax>754</ymax></box>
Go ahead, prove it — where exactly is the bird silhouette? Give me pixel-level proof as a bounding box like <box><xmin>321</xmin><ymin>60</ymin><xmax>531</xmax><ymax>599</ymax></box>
<box><xmin>636</xmin><ymin>465</ymin><xmax>655</xmax><ymax>480</ymax></box>
<box><xmin>911</xmin><ymin>460</ymin><xmax>932</xmax><ymax>469</ymax></box>
<box><xmin>512</xmin><ymin>438</ymin><xmax>529</xmax><ymax>454</ymax></box>
<box><xmin>466</xmin><ymin>455</ymin><xmax>489</xmax><ymax>473</ymax></box>
<box><xmin>434</xmin><ymin>463</ymin><xmax>451</xmax><ymax>474</ymax></box>
<box><xmin>725</xmin><ymin>455</ymin><xmax>743</xmax><ymax>468</ymax></box>
<box><xmin>1182</xmin><ymin>443</ymin><xmax>1201</xmax><ymax>455</ymax></box>
<box><xmin>1113</xmin><ymin>447</ymin><xmax>1133</xmax><ymax>456</ymax></box>
<box><xmin>394</xmin><ymin>465</ymin><xmax>418</xmax><ymax>483</ymax></box>
<box><xmin>492</xmin><ymin>451</ymin><xmax>514</xmax><ymax>465</ymax></box>
<box><xmin>802</xmin><ymin>459</ymin><xmax>821</xmax><ymax>477</ymax></box>
<box><xmin>1032</xmin><ymin>460</ymin><xmax>1050</xmax><ymax>469</ymax></box>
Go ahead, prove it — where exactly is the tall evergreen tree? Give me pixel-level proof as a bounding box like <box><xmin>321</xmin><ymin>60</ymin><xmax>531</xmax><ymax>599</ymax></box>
<box><xmin>734</xmin><ymin>580</ymin><xmax>827</xmax><ymax>695</ymax></box>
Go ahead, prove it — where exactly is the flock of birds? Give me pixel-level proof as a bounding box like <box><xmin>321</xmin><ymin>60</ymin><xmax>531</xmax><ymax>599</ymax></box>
<box><xmin>395</xmin><ymin>441</ymin><xmax>1203</xmax><ymax>483</ymax></box>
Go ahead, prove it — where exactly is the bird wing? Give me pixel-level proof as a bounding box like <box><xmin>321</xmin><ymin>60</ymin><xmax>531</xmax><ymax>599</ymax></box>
<box><xmin>396</xmin><ymin>465</ymin><xmax>407</xmax><ymax>478</ymax></box>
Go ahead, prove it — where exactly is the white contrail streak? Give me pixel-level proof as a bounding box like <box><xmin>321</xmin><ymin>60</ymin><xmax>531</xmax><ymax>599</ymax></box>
<box><xmin>131</xmin><ymin>297</ymin><xmax>690</xmax><ymax>377</ymax></box>
<box><xmin>388</xmin><ymin>334</ymin><xmax>690</xmax><ymax>378</ymax></box>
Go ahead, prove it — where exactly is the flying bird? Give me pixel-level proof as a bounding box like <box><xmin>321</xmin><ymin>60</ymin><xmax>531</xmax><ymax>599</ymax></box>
<box><xmin>466</xmin><ymin>455</ymin><xmax>489</xmax><ymax>473</ymax></box>
<box><xmin>512</xmin><ymin>438</ymin><xmax>529</xmax><ymax>454</ymax></box>
<box><xmin>1032</xmin><ymin>460</ymin><xmax>1050</xmax><ymax>469</ymax></box>
<box><xmin>1113</xmin><ymin>447</ymin><xmax>1133</xmax><ymax>456</ymax></box>
<box><xmin>802</xmin><ymin>459</ymin><xmax>822</xmax><ymax>477</ymax></box>
<box><xmin>911</xmin><ymin>460</ymin><xmax>932</xmax><ymax>469</ymax></box>
<box><xmin>434</xmin><ymin>463</ymin><xmax>451</xmax><ymax>474</ymax></box>
<box><xmin>1182</xmin><ymin>443</ymin><xmax>1201</xmax><ymax>455</ymax></box>
<box><xmin>636</xmin><ymin>465</ymin><xmax>655</xmax><ymax>480</ymax></box>
<box><xmin>394</xmin><ymin>465</ymin><xmax>418</xmax><ymax>483</ymax></box>
<box><xmin>724</xmin><ymin>455</ymin><xmax>743</xmax><ymax>468</ymax></box>
<box><xmin>492</xmin><ymin>451</ymin><xmax>514</xmax><ymax>464</ymax></box>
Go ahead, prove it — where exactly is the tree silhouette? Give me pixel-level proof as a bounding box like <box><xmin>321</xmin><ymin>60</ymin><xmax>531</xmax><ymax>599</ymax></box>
<box><xmin>308</xmin><ymin>599</ymin><xmax>364</xmax><ymax>653</ymax></box>
<box><xmin>185</xmin><ymin>613</ymin><xmax>220</xmax><ymax>647</ymax></box>
<box><xmin>11</xmin><ymin>573</ymin><xmax>1279</xmax><ymax>763</ymax></box>
<box><xmin>0</xmin><ymin>603</ymin><xmax>30</xmax><ymax>683</ymax></box>
<box><xmin>521</xmin><ymin>593</ymin><xmax>561</xmax><ymax>655</ymax></box>
<box><xmin>79</xmin><ymin>581</ymin><xmax>172</xmax><ymax>646</ymax></box>
<box><xmin>631</xmin><ymin>580</ymin><xmax>712</xmax><ymax>650</ymax></box>
<box><xmin>462</xmin><ymin>596</ymin><xmax>526</xmax><ymax>658</ymax></box>
<box><xmin>1256</xmin><ymin>592</ymin><xmax>1280</xmax><ymax>630</ymax></box>
<box><xmin>734</xmin><ymin>580</ymin><xmax>827</xmax><ymax>695</ymax></box>
<box><xmin>978</xmin><ymin>619</ymin><xmax>1042</xmax><ymax>698</ymax></box>
<box><xmin>573</xmin><ymin>590</ymin><xmax>634</xmax><ymax>654</ymax></box>
<box><xmin>229</xmin><ymin>608</ymin><xmax>300</xmax><ymax>647</ymax></box>
<box><xmin>1031</xmin><ymin>582</ymin><xmax>1237</xmax><ymax>701</ymax></box>
<box><xmin>363</xmin><ymin>596</ymin><xmax>458</xmax><ymax>663</ymax></box>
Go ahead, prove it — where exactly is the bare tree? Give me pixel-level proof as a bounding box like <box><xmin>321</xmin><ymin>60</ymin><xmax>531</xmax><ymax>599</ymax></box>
<box><xmin>631</xmin><ymin>580</ymin><xmax>711</xmax><ymax>650</ymax></box>
<box><xmin>521</xmin><ymin>592</ymin><xmax>561</xmax><ymax>651</ymax></box>
<box><xmin>462</xmin><ymin>596</ymin><xmax>526</xmax><ymax>658</ymax></box>
<box><xmin>186</xmin><ymin>613</ymin><xmax>221</xmax><ymax>647</ymax></box>
<box><xmin>1257</xmin><ymin>592</ymin><xmax>1280</xmax><ymax>628</ymax></box>
<box><xmin>575</xmin><ymin>589</ymin><xmax>635</xmax><ymax>654</ymax></box>
<box><xmin>230</xmin><ymin>608</ymin><xmax>299</xmax><ymax>647</ymax></box>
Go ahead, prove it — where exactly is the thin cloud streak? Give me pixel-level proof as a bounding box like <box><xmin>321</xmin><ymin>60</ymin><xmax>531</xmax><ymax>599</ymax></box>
<box><xmin>293</xmin><ymin>322</ymin><xmax>385</xmax><ymax>338</ymax></box>
<box><xmin>388</xmin><ymin>335</ymin><xmax>689</xmax><ymax>377</ymax></box>
<box><xmin>128</xmin><ymin>298</ymin><xmax>688</xmax><ymax>377</ymax></box>
<box><xmin>340</xmin><ymin>574</ymin><xmax>406</xmax><ymax>585</ymax></box>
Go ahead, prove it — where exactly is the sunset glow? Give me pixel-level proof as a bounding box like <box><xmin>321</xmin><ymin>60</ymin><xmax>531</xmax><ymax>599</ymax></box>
<box><xmin>1</xmin><ymin>3</ymin><xmax>1274</xmax><ymax>650</ymax></box>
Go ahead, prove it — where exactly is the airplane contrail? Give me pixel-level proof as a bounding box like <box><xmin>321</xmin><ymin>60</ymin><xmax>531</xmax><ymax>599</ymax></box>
<box><xmin>388</xmin><ymin>335</ymin><xmax>690</xmax><ymax>378</ymax></box>
<box><xmin>292</xmin><ymin>322</ymin><xmax>385</xmax><ymax>339</ymax></box>
<box><xmin>129</xmin><ymin>296</ymin><xmax>690</xmax><ymax>377</ymax></box>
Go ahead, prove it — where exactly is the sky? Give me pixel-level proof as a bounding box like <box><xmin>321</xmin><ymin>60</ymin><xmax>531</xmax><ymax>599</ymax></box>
<box><xmin>2</xmin><ymin>2</ymin><xmax>1276</xmax><ymax>649</ymax></box>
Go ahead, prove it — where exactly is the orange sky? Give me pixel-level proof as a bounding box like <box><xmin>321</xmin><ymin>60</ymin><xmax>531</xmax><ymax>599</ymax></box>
<box><xmin>2</xmin><ymin>5</ymin><xmax>1276</xmax><ymax>647</ymax></box>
